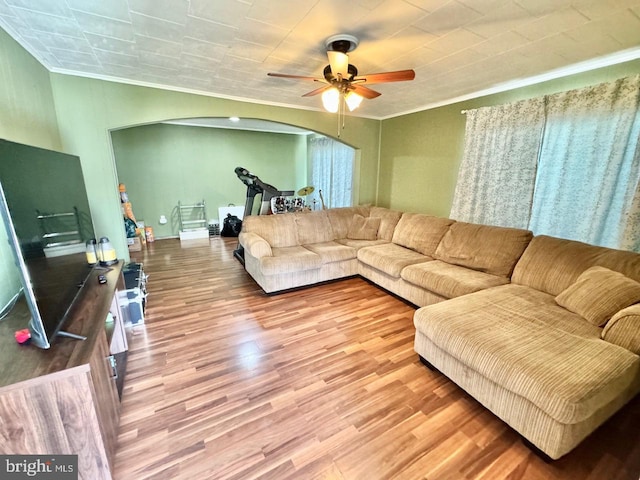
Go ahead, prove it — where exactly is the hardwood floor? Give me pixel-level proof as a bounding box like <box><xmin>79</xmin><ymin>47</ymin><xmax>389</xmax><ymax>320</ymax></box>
<box><xmin>114</xmin><ymin>237</ymin><xmax>640</xmax><ymax>480</ymax></box>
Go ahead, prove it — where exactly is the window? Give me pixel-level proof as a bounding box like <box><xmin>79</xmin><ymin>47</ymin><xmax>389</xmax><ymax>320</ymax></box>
<box><xmin>451</xmin><ymin>75</ymin><xmax>640</xmax><ymax>251</ymax></box>
<box><xmin>308</xmin><ymin>136</ymin><xmax>355</xmax><ymax>208</ymax></box>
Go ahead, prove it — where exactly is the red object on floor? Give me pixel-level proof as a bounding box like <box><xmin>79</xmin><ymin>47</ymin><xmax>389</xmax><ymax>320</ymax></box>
<box><xmin>14</xmin><ymin>328</ymin><xmax>31</xmax><ymax>345</ymax></box>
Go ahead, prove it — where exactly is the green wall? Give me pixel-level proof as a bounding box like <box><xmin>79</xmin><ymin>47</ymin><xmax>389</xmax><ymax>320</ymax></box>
<box><xmin>49</xmin><ymin>75</ymin><xmax>381</xmax><ymax>260</ymax></box>
<box><xmin>379</xmin><ymin>59</ymin><xmax>640</xmax><ymax>217</ymax></box>
<box><xmin>0</xmin><ymin>29</ymin><xmax>61</xmax><ymax>309</ymax></box>
<box><xmin>112</xmin><ymin>123</ymin><xmax>308</xmax><ymax>238</ymax></box>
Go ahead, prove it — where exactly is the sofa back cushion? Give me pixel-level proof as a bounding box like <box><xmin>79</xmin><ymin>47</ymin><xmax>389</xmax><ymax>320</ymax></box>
<box><xmin>347</xmin><ymin>215</ymin><xmax>381</xmax><ymax>240</ymax></box>
<box><xmin>435</xmin><ymin>222</ymin><xmax>533</xmax><ymax>278</ymax></box>
<box><xmin>242</xmin><ymin>214</ymin><xmax>298</xmax><ymax>248</ymax></box>
<box><xmin>326</xmin><ymin>206</ymin><xmax>370</xmax><ymax>238</ymax></box>
<box><xmin>369</xmin><ymin>207</ymin><xmax>403</xmax><ymax>241</ymax></box>
<box><xmin>294</xmin><ymin>210</ymin><xmax>334</xmax><ymax>245</ymax></box>
<box><xmin>392</xmin><ymin>213</ymin><xmax>454</xmax><ymax>256</ymax></box>
<box><xmin>512</xmin><ymin>235</ymin><xmax>640</xmax><ymax>296</ymax></box>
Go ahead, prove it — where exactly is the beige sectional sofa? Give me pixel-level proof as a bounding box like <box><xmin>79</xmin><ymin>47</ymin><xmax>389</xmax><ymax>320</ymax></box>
<box><xmin>238</xmin><ymin>205</ymin><xmax>640</xmax><ymax>460</ymax></box>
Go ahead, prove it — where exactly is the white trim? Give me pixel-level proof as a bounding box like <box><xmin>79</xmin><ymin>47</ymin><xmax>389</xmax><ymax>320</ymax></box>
<box><xmin>162</xmin><ymin>119</ymin><xmax>313</xmax><ymax>135</ymax></box>
<box><xmin>52</xmin><ymin>43</ymin><xmax>640</xmax><ymax>122</ymax></box>
<box><xmin>47</xmin><ymin>67</ymin><xmax>381</xmax><ymax>120</ymax></box>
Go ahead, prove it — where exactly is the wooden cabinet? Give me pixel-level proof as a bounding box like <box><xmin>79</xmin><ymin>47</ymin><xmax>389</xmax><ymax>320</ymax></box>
<box><xmin>0</xmin><ymin>262</ymin><xmax>125</xmax><ymax>480</ymax></box>
<box><xmin>89</xmin><ymin>328</ymin><xmax>121</xmax><ymax>468</ymax></box>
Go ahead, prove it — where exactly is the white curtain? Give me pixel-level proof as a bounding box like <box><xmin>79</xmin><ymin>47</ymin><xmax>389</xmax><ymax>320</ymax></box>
<box><xmin>450</xmin><ymin>98</ymin><xmax>545</xmax><ymax>229</ymax></box>
<box><xmin>309</xmin><ymin>136</ymin><xmax>354</xmax><ymax>208</ymax></box>
<box><xmin>529</xmin><ymin>75</ymin><xmax>640</xmax><ymax>249</ymax></box>
<box><xmin>452</xmin><ymin>75</ymin><xmax>640</xmax><ymax>252</ymax></box>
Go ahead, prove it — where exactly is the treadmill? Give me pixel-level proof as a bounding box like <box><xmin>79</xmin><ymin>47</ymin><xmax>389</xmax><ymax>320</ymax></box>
<box><xmin>233</xmin><ymin>167</ymin><xmax>294</xmax><ymax>263</ymax></box>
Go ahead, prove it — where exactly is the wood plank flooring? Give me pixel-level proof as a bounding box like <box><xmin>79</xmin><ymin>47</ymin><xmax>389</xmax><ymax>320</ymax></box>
<box><xmin>114</xmin><ymin>237</ymin><xmax>640</xmax><ymax>480</ymax></box>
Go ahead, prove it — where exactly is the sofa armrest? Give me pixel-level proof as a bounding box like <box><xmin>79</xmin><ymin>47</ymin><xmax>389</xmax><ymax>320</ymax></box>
<box><xmin>239</xmin><ymin>231</ymin><xmax>273</xmax><ymax>258</ymax></box>
<box><xmin>602</xmin><ymin>304</ymin><xmax>640</xmax><ymax>355</ymax></box>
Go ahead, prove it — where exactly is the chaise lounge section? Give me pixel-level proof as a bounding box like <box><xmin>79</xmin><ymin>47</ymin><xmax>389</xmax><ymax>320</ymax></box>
<box><xmin>238</xmin><ymin>206</ymin><xmax>640</xmax><ymax>459</ymax></box>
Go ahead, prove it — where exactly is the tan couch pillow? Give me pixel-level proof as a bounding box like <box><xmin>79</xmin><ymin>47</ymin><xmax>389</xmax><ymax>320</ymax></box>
<box><xmin>347</xmin><ymin>214</ymin><xmax>381</xmax><ymax>240</ymax></box>
<box><xmin>555</xmin><ymin>266</ymin><xmax>640</xmax><ymax>327</ymax></box>
<box><xmin>369</xmin><ymin>207</ymin><xmax>403</xmax><ymax>241</ymax></box>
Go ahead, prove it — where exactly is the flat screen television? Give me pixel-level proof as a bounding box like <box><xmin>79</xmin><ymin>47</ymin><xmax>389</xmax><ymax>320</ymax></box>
<box><xmin>0</xmin><ymin>139</ymin><xmax>96</xmax><ymax>349</ymax></box>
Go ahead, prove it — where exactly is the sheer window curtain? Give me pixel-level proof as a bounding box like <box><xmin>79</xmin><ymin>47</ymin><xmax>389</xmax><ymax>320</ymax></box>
<box><xmin>309</xmin><ymin>136</ymin><xmax>354</xmax><ymax>208</ymax></box>
<box><xmin>450</xmin><ymin>99</ymin><xmax>545</xmax><ymax>229</ymax></box>
<box><xmin>451</xmin><ymin>75</ymin><xmax>640</xmax><ymax>252</ymax></box>
<box><xmin>529</xmin><ymin>76</ymin><xmax>640</xmax><ymax>250</ymax></box>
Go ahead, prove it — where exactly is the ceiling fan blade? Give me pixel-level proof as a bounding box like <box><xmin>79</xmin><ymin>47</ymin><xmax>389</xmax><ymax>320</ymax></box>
<box><xmin>351</xmin><ymin>84</ymin><xmax>381</xmax><ymax>99</ymax></box>
<box><xmin>354</xmin><ymin>69</ymin><xmax>415</xmax><ymax>84</ymax></box>
<box><xmin>302</xmin><ymin>85</ymin><xmax>332</xmax><ymax>97</ymax></box>
<box><xmin>267</xmin><ymin>72</ymin><xmax>318</xmax><ymax>81</ymax></box>
<box><xmin>327</xmin><ymin>51</ymin><xmax>349</xmax><ymax>78</ymax></box>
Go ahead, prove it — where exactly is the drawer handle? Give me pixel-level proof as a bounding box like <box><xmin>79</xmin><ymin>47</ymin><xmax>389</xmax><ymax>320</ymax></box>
<box><xmin>108</xmin><ymin>355</ymin><xmax>118</xmax><ymax>379</ymax></box>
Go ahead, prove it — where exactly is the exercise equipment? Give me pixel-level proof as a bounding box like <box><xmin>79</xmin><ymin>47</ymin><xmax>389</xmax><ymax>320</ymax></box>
<box><xmin>234</xmin><ymin>167</ymin><xmax>294</xmax><ymax>217</ymax></box>
<box><xmin>233</xmin><ymin>167</ymin><xmax>294</xmax><ymax>263</ymax></box>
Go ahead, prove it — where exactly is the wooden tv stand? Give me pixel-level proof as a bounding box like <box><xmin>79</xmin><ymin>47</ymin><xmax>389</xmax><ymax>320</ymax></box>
<box><xmin>0</xmin><ymin>261</ymin><xmax>126</xmax><ymax>480</ymax></box>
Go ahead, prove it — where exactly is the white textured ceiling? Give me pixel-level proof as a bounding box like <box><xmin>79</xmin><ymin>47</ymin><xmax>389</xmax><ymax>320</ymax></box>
<box><xmin>1</xmin><ymin>0</ymin><xmax>640</xmax><ymax>119</ymax></box>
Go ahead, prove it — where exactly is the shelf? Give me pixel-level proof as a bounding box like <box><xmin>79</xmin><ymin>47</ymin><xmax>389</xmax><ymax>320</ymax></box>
<box><xmin>178</xmin><ymin>200</ymin><xmax>207</xmax><ymax>234</ymax></box>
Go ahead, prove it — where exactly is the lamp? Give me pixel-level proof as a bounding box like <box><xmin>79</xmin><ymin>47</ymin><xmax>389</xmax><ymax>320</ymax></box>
<box><xmin>345</xmin><ymin>91</ymin><xmax>363</xmax><ymax>111</ymax></box>
<box><xmin>321</xmin><ymin>88</ymin><xmax>340</xmax><ymax>113</ymax></box>
<box><xmin>321</xmin><ymin>86</ymin><xmax>363</xmax><ymax>137</ymax></box>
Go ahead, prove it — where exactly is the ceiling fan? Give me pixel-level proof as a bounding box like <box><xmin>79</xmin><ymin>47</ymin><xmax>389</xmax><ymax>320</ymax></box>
<box><xmin>267</xmin><ymin>34</ymin><xmax>415</xmax><ymax>114</ymax></box>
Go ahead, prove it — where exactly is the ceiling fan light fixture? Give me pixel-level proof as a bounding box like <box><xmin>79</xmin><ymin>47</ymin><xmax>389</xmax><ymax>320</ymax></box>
<box><xmin>322</xmin><ymin>88</ymin><xmax>340</xmax><ymax>113</ymax></box>
<box><xmin>345</xmin><ymin>91</ymin><xmax>363</xmax><ymax>111</ymax></box>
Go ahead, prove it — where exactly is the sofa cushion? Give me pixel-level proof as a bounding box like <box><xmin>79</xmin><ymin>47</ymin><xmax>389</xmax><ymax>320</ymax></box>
<box><xmin>414</xmin><ymin>284</ymin><xmax>640</xmax><ymax>424</ymax></box>
<box><xmin>294</xmin><ymin>210</ymin><xmax>334</xmax><ymax>245</ymax></box>
<box><xmin>347</xmin><ymin>214</ymin><xmax>381</xmax><ymax>240</ymax></box>
<box><xmin>434</xmin><ymin>222</ymin><xmax>532</xmax><ymax>278</ymax></box>
<box><xmin>358</xmin><ymin>243</ymin><xmax>432</xmax><ymax>278</ymax></box>
<box><xmin>401</xmin><ymin>260</ymin><xmax>510</xmax><ymax>299</ymax></box>
<box><xmin>512</xmin><ymin>235</ymin><xmax>640</xmax><ymax>296</ymax></box>
<box><xmin>336</xmin><ymin>238</ymin><xmax>389</xmax><ymax>249</ymax></box>
<box><xmin>392</xmin><ymin>213</ymin><xmax>454</xmax><ymax>256</ymax></box>
<box><xmin>369</xmin><ymin>207</ymin><xmax>403</xmax><ymax>241</ymax></box>
<box><xmin>241</xmin><ymin>214</ymin><xmax>299</xmax><ymax>248</ymax></box>
<box><xmin>260</xmin><ymin>246</ymin><xmax>322</xmax><ymax>275</ymax></box>
<box><xmin>304</xmin><ymin>241</ymin><xmax>357</xmax><ymax>264</ymax></box>
<box><xmin>326</xmin><ymin>206</ymin><xmax>370</xmax><ymax>239</ymax></box>
<box><xmin>555</xmin><ymin>266</ymin><xmax>640</xmax><ymax>327</ymax></box>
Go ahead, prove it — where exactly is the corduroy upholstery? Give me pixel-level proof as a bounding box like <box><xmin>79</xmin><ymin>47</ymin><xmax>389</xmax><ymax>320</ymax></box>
<box><xmin>555</xmin><ymin>266</ymin><xmax>640</xmax><ymax>326</ymax></box>
<box><xmin>603</xmin><ymin>304</ymin><xmax>640</xmax><ymax>354</ymax></box>
<box><xmin>401</xmin><ymin>260</ymin><xmax>510</xmax><ymax>298</ymax></box>
<box><xmin>347</xmin><ymin>214</ymin><xmax>381</xmax><ymax>240</ymax></box>
<box><xmin>435</xmin><ymin>221</ymin><xmax>533</xmax><ymax>277</ymax></box>
<box><xmin>326</xmin><ymin>206</ymin><xmax>371</xmax><ymax>239</ymax></box>
<box><xmin>392</xmin><ymin>213</ymin><xmax>454</xmax><ymax>256</ymax></box>
<box><xmin>369</xmin><ymin>206</ymin><xmax>403</xmax><ymax>241</ymax></box>
<box><xmin>357</xmin><ymin>243</ymin><xmax>433</xmax><ymax>278</ymax></box>
<box><xmin>512</xmin><ymin>235</ymin><xmax>640</xmax><ymax>295</ymax></box>
<box><xmin>414</xmin><ymin>285</ymin><xmax>639</xmax><ymax>425</ymax></box>
<box><xmin>239</xmin><ymin>206</ymin><xmax>640</xmax><ymax>460</ymax></box>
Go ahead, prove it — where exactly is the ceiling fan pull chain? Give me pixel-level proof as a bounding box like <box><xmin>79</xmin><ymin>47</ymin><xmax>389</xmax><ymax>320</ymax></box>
<box><xmin>336</xmin><ymin>96</ymin><xmax>341</xmax><ymax>137</ymax></box>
